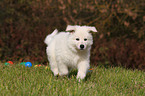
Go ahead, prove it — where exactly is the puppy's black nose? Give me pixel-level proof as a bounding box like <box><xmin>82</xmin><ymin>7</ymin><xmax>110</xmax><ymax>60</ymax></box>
<box><xmin>80</xmin><ymin>44</ymin><xmax>84</xmax><ymax>49</ymax></box>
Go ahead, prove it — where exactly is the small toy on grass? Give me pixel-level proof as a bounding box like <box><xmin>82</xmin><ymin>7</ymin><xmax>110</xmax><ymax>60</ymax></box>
<box><xmin>38</xmin><ymin>64</ymin><xmax>41</xmax><ymax>67</ymax></box>
<box><xmin>8</xmin><ymin>61</ymin><xmax>13</xmax><ymax>65</ymax></box>
<box><xmin>25</xmin><ymin>62</ymin><xmax>32</xmax><ymax>67</ymax></box>
<box><xmin>20</xmin><ymin>62</ymin><xmax>26</xmax><ymax>66</ymax></box>
<box><xmin>4</xmin><ymin>62</ymin><xmax>10</xmax><ymax>66</ymax></box>
<box><xmin>34</xmin><ymin>64</ymin><xmax>42</xmax><ymax>68</ymax></box>
<box><xmin>88</xmin><ymin>68</ymin><xmax>93</xmax><ymax>72</ymax></box>
<box><xmin>4</xmin><ymin>61</ymin><xmax>13</xmax><ymax>66</ymax></box>
<box><xmin>45</xmin><ymin>66</ymin><xmax>49</xmax><ymax>70</ymax></box>
<box><xmin>34</xmin><ymin>65</ymin><xmax>38</xmax><ymax>67</ymax></box>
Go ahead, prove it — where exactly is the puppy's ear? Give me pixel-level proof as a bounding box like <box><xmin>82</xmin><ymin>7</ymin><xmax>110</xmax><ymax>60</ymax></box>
<box><xmin>66</xmin><ymin>25</ymin><xmax>76</xmax><ymax>31</ymax></box>
<box><xmin>88</xmin><ymin>26</ymin><xmax>98</xmax><ymax>32</ymax></box>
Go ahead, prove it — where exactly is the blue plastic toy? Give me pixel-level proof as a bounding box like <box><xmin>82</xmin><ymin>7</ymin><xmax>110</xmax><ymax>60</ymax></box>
<box><xmin>25</xmin><ymin>62</ymin><xmax>32</xmax><ymax>67</ymax></box>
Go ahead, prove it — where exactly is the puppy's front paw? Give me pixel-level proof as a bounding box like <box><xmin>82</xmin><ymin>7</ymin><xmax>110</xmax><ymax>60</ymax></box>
<box><xmin>77</xmin><ymin>72</ymin><xmax>86</xmax><ymax>80</ymax></box>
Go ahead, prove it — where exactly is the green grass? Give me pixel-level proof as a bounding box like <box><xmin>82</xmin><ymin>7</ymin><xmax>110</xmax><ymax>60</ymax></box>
<box><xmin>0</xmin><ymin>63</ymin><xmax>145</xmax><ymax>96</ymax></box>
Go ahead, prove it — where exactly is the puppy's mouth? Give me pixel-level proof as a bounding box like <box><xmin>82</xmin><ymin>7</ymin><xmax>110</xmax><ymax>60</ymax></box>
<box><xmin>80</xmin><ymin>48</ymin><xmax>84</xmax><ymax>50</ymax></box>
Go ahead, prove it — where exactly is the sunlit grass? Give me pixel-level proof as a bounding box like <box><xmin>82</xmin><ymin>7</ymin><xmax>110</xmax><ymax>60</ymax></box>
<box><xmin>0</xmin><ymin>63</ymin><xmax>145</xmax><ymax>96</ymax></box>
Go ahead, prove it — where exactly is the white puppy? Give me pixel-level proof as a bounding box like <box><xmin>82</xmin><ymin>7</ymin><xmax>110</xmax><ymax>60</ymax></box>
<box><xmin>44</xmin><ymin>25</ymin><xmax>97</xmax><ymax>80</ymax></box>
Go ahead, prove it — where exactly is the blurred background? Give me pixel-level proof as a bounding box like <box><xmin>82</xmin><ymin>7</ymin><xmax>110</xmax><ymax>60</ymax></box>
<box><xmin>0</xmin><ymin>0</ymin><xmax>144</xmax><ymax>70</ymax></box>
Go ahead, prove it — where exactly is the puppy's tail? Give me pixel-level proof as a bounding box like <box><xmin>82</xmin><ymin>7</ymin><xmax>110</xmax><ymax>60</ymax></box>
<box><xmin>44</xmin><ymin>29</ymin><xmax>58</xmax><ymax>45</ymax></box>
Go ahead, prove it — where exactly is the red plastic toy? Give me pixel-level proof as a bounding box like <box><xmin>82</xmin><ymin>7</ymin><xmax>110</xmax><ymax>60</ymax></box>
<box><xmin>7</xmin><ymin>61</ymin><xmax>13</xmax><ymax>65</ymax></box>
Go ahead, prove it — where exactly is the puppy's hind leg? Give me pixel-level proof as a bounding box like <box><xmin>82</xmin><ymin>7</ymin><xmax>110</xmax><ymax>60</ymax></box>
<box><xmin>49</xmin><ymin>61</ymin><xmax>59</xmax><ymax>76</ymax></box>
<box><xmin>58</xmin><ymin>63</ymin><xmax>69</xmax><ymax>76</ymax></box>
<box><xmin>47</xmin><ymin>49</ymin><xmax>59</xmax><ymax>76</ymax></box>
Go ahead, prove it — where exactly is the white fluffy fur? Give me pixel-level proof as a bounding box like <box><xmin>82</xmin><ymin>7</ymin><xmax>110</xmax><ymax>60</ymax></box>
<box><xmin>44</xmin><ymin>25</ymin><xmax>97</xmax><ymax>80</ymax></box>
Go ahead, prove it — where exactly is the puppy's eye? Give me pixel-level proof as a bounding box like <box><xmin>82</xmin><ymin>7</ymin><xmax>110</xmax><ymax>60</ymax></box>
<box><xmin>84</xmin><ymin>38</ymin><xmax>87</xmax><ymax>41</ymax></box>
<box><xmin>76</xmin><ymin>38</ymin><xmax>79</xmax><ymax>41</ymax></box>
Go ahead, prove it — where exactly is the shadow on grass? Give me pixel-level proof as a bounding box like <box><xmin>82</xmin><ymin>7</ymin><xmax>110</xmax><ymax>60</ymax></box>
<box><xmin>51</xmin><ymin>69</ymin><xmax>93</xmax><ymax>81</ymax></box>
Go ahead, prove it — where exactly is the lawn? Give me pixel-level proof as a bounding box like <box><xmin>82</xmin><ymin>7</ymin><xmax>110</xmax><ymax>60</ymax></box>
<box><xmin>0</xmin><ymin>62</ymin><xmax>145</xmax><ymax>96</ymax></box>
